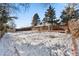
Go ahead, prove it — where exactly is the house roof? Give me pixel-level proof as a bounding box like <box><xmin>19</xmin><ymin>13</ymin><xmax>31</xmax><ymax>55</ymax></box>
<box><xmin>34</xmin><ymin>23</ymin><xmax>52</xmax><ymax>28</ymax></box>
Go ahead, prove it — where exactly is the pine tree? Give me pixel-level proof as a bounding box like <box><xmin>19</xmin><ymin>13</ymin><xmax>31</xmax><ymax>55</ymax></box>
<box><xmin>43</xmin><ymin>5</ymin><xmax>56</xmax><ymax>31</ymax></box>
<box><xmin>60</xmin><ymin>4</ymin><xmax>79</xmax><ymax>33</ymax></box>
<box><xmin>60</xmin><ymin>4</ymin><xmax>79</xmax><ymax>25</ymax></box>
<box><xmin>43</xmin><ymin>5</ymin><xmax>56</xmax><ymax>24</ymax></box>
<box><xmin>0</xmin><ymin>3</ymin><xmax>29</xmax><ymax>38</ymax></box>
<box><xmin>32</xmin><ymin>13</ymin><xmax>40</xmax><ymax>26</ymax></box>
<box><xmin>60</xmin><ymin>3</ymin><xmax>79</xmax><ymax>56</ymax></box>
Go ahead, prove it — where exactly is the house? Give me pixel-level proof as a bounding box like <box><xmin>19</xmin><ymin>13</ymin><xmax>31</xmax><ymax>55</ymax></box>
<box><xmin>32</xmin><ymin>22</ymin><xmax>66</xmax><ymax>32</ymax></box>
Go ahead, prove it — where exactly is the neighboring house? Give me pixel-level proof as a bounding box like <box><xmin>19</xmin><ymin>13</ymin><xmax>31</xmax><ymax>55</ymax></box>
<box><xmin>32</xmin><ymin>24</ymin><xmax>49</xmax><ymax>32</ymax></box>
<box><xmin>32</xmin><ymin>22</ymin><xmax>66</xmax><ymax>32</ymax></box>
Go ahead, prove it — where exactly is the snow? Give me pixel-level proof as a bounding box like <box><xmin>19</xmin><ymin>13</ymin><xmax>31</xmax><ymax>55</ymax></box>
<box><xmin>0</xmin><ymin>31</ymin><xmax>73</xmax><ymax>56</ymax></box>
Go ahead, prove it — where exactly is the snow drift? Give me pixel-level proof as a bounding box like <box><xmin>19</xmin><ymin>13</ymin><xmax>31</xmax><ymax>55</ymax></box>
<box><xmin>0</xmin><ymin>31</ymin><xmax>74</xmax><ymax>56</ymax></box>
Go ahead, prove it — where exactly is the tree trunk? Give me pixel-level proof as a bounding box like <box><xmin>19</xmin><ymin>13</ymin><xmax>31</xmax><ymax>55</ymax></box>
<box><xmin>68</xmin><ymin>19</ymin><xmax>79</xmax><ymax>56</ymax></box>
<box><xmin>0</xmin><ymin>30</ymin><xmax>5</xmax><ymax>39</ymax></box>
<box><xmin>65</xmin><ymin>22</ymin><xmax>70</xmax><ymax>33</ymax></box>
<box><xmin>48</xmin><ymin>24</ymin><xmax>52</xmax><ymax>32</ymax></box>
<box><xmin>0</xmin><ymin>24</ymin><xmax>6</xmax><ymax>39</ymax></box>
<box><xmin>71</xmin><ymin>38</ymin><xmax>77</xmax><ymax>56</ymax></box>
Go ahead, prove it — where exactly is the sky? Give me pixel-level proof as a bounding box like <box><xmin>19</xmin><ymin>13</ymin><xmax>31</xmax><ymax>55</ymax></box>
<box><xmin>13</xmin><ymin>3</ymin><xmax>66</xmax><ymax>28</ymax></box>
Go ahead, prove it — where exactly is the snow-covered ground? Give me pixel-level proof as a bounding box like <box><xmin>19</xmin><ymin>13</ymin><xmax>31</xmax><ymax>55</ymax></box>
<box><xmin>0</xmin><ymin>31</ymin><xmax>73</xmax><ymax>56</ymax></box>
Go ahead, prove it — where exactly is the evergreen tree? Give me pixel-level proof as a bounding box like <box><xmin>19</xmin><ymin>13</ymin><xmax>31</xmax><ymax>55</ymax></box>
<box><xmin>42</xmin><ymin>5</ymin><xmax>56</xmax><ymax>31</ymax></box>
<box><xmin>32</xmin><ymin>13</ymin><xmax>40</xmax><ymax>26</ymax></box>
<box><xmin>43</xmin><ymin>5</ymin><xmax>56</xmax><ymax>24</ymax></box>
<box><xmin>0</xmin><ymin>3</ymin><xmax>29</xmax><ymax>38</ymax></box>
<box><xmin>60</xmin><ymin>4</ymin><xmax>79</xmax><ymax>25</ymax></box>
<box><xmin>60</xmin><ymin>4</ymin><xmax>79</xmax><ymax>55</ymax></box>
